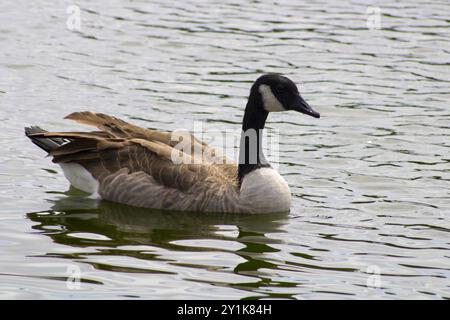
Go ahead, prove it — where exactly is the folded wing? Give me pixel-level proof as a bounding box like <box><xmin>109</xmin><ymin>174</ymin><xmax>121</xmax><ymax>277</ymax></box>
<box><xmin>29</xmin><ymin>112</ymin><xmax>240</xmax><ymax>211</ymax></box>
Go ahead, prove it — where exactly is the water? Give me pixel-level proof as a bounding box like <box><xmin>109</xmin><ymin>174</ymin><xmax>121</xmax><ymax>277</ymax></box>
<box><xmin>0</xmin><ymin>0</ymin><xmax>449</xmax><ymax>299</ymax></box>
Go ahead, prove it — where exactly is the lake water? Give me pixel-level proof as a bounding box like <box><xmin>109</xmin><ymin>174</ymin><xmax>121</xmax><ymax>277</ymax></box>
<box><xmin>0</xmin><ymin>0</ymin><xmax>449</xmax><ymax>299</ymax></box>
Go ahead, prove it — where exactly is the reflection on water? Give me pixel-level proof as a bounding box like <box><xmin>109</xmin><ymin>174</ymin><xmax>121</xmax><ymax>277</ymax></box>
<box><xmin>29</xmin><ymin>191</ymin><xmax>287</xmax><ymax>255</ymax></box>
<box><xmin>28</xmin><ymin>189</ymin><xmax>293</xmax><ymax>299</ymax></box>
<box><xmin>0</xmin><ymin>0</ymin><xmax>449</xmax><ymax>299</ymax></box>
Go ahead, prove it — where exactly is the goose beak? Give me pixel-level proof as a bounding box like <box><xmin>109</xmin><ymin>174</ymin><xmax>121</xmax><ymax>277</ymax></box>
<box><xmin>291</xmin><ymin>95</ymin><xmax>320</xmax><ymax>118</ymax></box>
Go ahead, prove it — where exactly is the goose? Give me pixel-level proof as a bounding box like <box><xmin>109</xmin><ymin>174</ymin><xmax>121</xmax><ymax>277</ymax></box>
<box><xmin>25</xmin><ymin>74</ymin><xmax>320</xmax><ymax>213</ymax></box>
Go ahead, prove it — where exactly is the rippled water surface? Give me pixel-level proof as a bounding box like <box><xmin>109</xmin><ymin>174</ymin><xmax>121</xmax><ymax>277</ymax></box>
<box><xmin>0</xmin><ymin>0</ymin><xmax>449</xmax><ymax>299</ymax></box>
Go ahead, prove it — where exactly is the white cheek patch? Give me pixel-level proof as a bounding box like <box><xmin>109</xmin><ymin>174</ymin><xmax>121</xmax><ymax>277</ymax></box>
<box><xmin>258</xmin><ymin>84</ymin><xmax>285</xmax><ymax>112</ymax></box>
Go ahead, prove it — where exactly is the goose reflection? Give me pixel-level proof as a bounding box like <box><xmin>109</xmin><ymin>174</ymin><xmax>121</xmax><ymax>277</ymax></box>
<box><xmin>28</xmin><ymin>189</ymin><xmax>288</xmax><ymax>247</ymax></box>
<box><xmin>27</xmin><ymin>189</ymin><xmax>292</xmax><ymax>297</ymax></box>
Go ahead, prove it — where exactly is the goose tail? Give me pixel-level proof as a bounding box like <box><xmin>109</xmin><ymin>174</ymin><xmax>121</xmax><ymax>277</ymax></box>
<box><xmin>24</xmin><ymin>126</ymin><xmax>68</xmax><ymax>153</ymax></box>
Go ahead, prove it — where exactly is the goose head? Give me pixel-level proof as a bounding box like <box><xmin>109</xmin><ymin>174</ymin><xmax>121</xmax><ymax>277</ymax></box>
<box><xmin>250</xmin><ymin>73</ymin><xmax>320</xmax><ymax>118</ymax></box>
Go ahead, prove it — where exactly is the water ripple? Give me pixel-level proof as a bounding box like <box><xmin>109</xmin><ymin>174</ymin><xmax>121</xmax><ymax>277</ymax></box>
<box><xmin>0</xmin><ymin>0</ymin><xmax>449</xmax><ymax>299</ymax></box>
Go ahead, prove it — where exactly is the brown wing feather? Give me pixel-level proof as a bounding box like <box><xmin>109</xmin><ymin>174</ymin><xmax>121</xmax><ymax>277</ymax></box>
<box><xmin>35</xmin><ymin>112</ymin><xmax>238</xmax><ymax>192</ymax></box>
<box><xmin>65</xmin><ymin>111</ymin><xmax>230</xmax><ymax>164</ymax></box>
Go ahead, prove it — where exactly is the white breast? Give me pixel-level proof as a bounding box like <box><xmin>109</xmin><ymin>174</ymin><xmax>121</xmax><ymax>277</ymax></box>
<box><xmin>239</xmin><ymin>167</ymin><xmax>291</xmax><ymax>213</ymax></box>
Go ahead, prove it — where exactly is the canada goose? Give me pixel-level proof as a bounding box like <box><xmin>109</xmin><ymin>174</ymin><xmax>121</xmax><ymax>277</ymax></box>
<box><xmin>25</xmin><ymin>74</ymin><xmax>319</xmax><ymax>213</ymax></box>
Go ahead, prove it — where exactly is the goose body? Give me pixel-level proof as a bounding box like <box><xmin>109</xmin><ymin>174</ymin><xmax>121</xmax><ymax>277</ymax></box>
<box><xmin>25</xmin><ymin>74</ymin><xmax>319</xmax><ymax>213</ymax></box>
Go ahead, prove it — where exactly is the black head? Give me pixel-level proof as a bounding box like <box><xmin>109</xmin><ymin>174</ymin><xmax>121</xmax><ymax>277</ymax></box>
<box><xmin>251</xmin><ymin>73</ymin><xmax>320</xmax><ymax>118</ymax></box>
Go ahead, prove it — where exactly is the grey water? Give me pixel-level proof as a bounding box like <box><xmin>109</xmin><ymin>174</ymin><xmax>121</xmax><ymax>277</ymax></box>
<box><xmin>0</xmin><ymin>0</ymin><xmax>449</xmax><ymax>299</ymax></box>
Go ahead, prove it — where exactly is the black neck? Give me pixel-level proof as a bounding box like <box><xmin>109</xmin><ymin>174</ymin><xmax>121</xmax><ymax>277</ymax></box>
<box><xmin>238</xmin><ymin>89</ymin><xmax>270</xmax><ymax>185</ymax></box>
